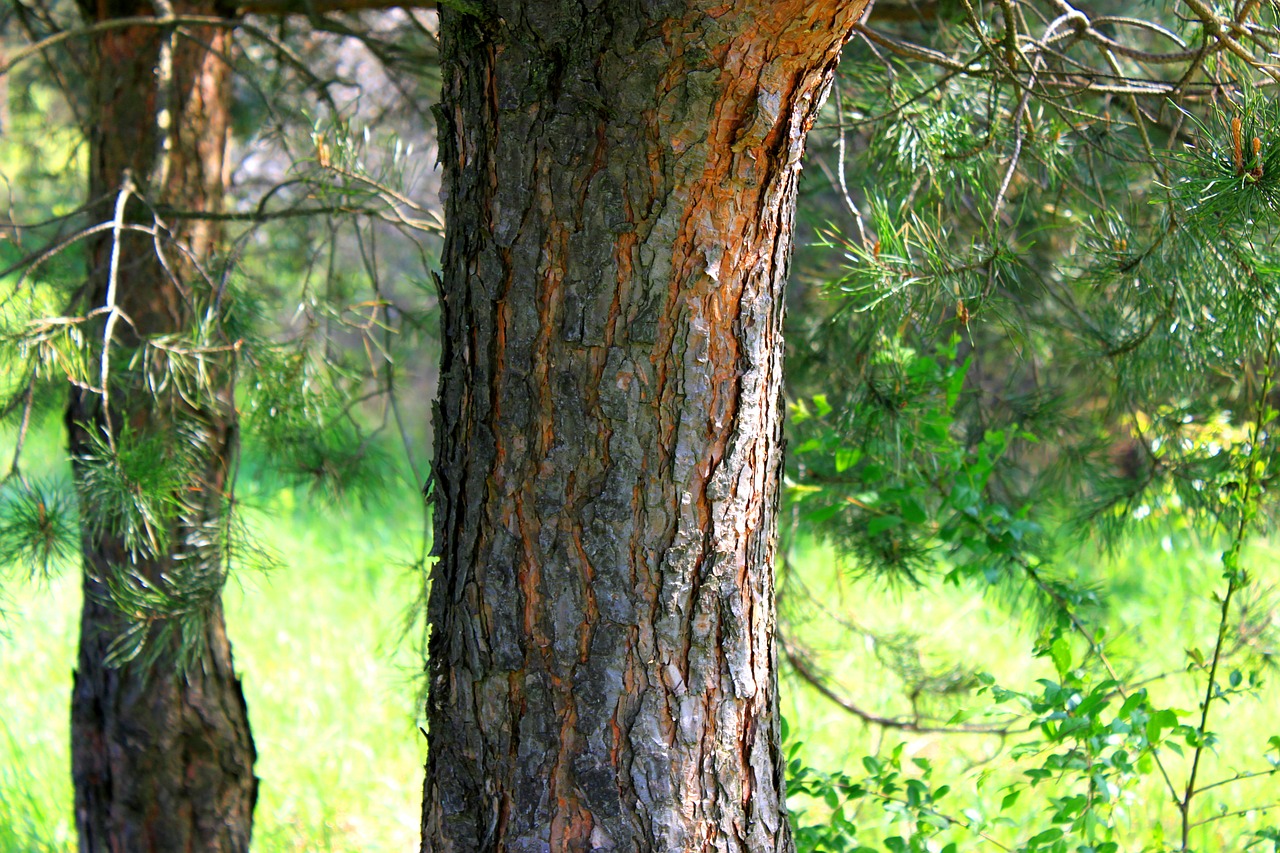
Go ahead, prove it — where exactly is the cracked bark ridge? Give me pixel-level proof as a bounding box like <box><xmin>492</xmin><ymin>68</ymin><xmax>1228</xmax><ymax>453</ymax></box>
<box><xmin>424</xmin><ymin>2</ymin><xmax>865</xmax><ymax>850</ymax></box>
<box><xmin>69</xmin><ymin>2</ymin><xmax>257</xmax><ymax>849</ymax></box>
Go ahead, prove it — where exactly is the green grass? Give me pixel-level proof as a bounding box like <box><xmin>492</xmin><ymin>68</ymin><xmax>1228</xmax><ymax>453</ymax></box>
<box><xmin>0</xmin><ymin>576</ymin><xmax>77</xmax><ymax>853</ymax></box>
<box><xmin>225</xmin><ymin>487</ymin><xmax>428</xmax><ymax>852</ymax></box>
<box><xmin>780</xmin><ymin>534</ymin><xmax>1280</xmax><ymax>850</ymax></box>
<box><xmin>4</xmin><ymin>422</ymin><xmax>1278</xmax><ymax>851</ymax></box>
<box><xmin>0</xmin><ymin>452</ymin><xmax>428</xmax><ymax>852</ymax></box>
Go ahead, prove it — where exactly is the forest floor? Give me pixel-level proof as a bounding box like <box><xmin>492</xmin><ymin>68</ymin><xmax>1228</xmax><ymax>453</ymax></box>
<box><xmin>2</xmin><ymin>423</ymin><xmax>1278</xmax><ymax>850</ymax></box>
<box><xmin>0</xmin><ymin>470</ymin><xmax>429</xmax><ymax>852</ymax></box>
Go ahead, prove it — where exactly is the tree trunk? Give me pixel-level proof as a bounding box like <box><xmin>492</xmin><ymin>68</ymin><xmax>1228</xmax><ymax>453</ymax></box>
<box><xmin>423</xmin><ymin>3</ymin><xmax>864</xmax><ymax>850</ymax></box>
<box><xmin>68</xmin><ymin>4</ymin><xmax>257</xmax><ymax>850</ymax></box>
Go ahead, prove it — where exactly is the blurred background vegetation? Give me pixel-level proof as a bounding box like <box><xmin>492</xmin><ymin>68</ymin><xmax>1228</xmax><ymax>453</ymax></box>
<box><xmin>4</xmin><ymin>0</ymin><xmax>1280</xmax><ymax>850</ymax></box>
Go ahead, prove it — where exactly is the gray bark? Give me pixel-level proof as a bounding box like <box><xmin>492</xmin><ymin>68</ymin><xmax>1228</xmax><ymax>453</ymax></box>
<box><xmin>423</xmin><ymin>2</ymin><xmax>866</xmax><ymax>850</ymax></box>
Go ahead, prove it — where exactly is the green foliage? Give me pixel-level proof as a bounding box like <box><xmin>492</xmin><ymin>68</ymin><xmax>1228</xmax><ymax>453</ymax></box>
<box><xmin>0</xmin><ymin>480</ymin><xmax>77</xmax><ymax>581</ymax></box>
<box><xmin>781</xmin><ymin>528</ymin><xmax>1280</xmax><ymax>851</ymax></box>
<box><xmin>243</xmin><ymin>347</ymin><xmax>394</xmax><ymax>503</ymax></box>
<box><xmin>786</xmin><ymin>3</ymin><xmax>1280</xmax><ymax>848</ymax></box>
<box><xmin>789</xmin><ymin>335</ymin><xmax>1048</xmax><ymax>592</ymax></box>
<box><xmin>789</xmin><ymin>738</ymin><xmax>965</xmax><ymax>853</ymax></box>
<box><xmin>0</xmin><ymin>478</ymin><xmax>428</xmax><ymax>852</ymax></box>
<box><xmin>73</xmin><ymin>425</ymin><xmax>193</xmax><ymax>560</ymax></box>
<box><xmin>93</xmin><ymin>568</ymin><xmax>218</xmax><ymax>671</ymax></box>
<box><xmin>0</xmin><ymin>28</ymin><xmax>439</xmax><ymax>669</ymax></box>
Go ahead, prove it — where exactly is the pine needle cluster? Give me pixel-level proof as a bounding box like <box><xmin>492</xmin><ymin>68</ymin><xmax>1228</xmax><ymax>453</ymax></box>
<box><xmin>786</xmin><ymin>0</ymin><xmax>1280</xmax><ymax>844</ymax></box>
<box><xmin>0</xmin><ymin>17</ymin><xmax>441</xmax><ymax>667</ymax></box>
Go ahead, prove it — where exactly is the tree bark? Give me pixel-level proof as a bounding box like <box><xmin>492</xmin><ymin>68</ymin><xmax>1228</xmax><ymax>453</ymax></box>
<box><xmin>423</xmin><ymin>2</ymin><xmax>864</xmax><ymax>850</ymax></box>
<box><xmin>68</xmin><ymin>3</ymin><xmax>257</xmax><ymax>850</ymax></box>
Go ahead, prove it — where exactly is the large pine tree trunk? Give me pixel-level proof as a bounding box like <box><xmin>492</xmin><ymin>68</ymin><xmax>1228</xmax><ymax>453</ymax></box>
<box><xmin>68</xmin><ymin>4</ymin><xmax>257</xmax><ymax>850</ymax></box>
<box><xmin>423</xmin><ymin>3</ymin><xmax>864</xmax><ymax>850</ymax></box>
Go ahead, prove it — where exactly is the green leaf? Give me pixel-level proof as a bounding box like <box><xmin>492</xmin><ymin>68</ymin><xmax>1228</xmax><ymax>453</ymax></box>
<box><xmin>0</xmin><ymin>479</ymin><xmax>78</xmax><ymax>579</ymax></box>
<box><xmin>921</xmin><ymin>420</ymin><xmax>950</xmax><ymax>442</ymax></box>
<box><xmin>1049</xmin><ymin>637</ymin><xmax>1071</xmax><ymax>679</ymax></box>
<box><xmin>794</xmin><ymin>438</ymin><xmax>824</xmax><ymax>455</ymax></box>
<box><xmin>867</xmin><ymin>514</ymin><xmax>903</xmax><ymax>535</ymax></box>
<box><xmin>835</xmin><ymin>447</ymin><xmax>862</xmax><ymax>473</ymax></box>
<box><xmin>1118</xmin><ymin>690</ymin><xmax>1146</xmax><ymax>720</ymax></box>
<box><xmin>1146</xmin><ymin>709</ymin><xmax>1179</xmax><ymax>743</ymax></box>
<box><xmin>1028</xmin><ymin>827</ymin><xmax>1063</xmax><ymax>845</ymax></box>
<box><xmin>901</xmin><ymin>497</ymin><xmax>928</xmax><ymax>525</ymax></box>
<box><xmin>803</xmin><ymin>504</ymin><xmax>845</xmax><ymax>524</ymax></box>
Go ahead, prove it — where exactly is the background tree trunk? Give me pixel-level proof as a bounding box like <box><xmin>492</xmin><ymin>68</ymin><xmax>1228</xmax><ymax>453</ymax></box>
<box><xmin>423</xmin><ymin>2</ymin><xmax>864</xmax><ymax>850</ymax></box>
<box><xmin>68</xmin><ymin>3</ymin><xmax>257</xmax><ymax>850</ymax></box>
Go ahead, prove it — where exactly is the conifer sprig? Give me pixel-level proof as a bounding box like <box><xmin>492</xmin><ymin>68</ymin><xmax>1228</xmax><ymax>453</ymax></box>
<box><xmin>0</xmin><ymin>479</ymin><xmax>77</xmax><ymax>580</ymax></box>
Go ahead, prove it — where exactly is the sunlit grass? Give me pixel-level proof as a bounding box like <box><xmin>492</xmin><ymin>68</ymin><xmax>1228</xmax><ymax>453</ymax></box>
<box><xmin>0</xmin><ymin>425</ymin><xmax>428</xmax><ymax>852</ymax></box>
<box><xmin>781</xmin><ymin>534</ymin><xmax>1280</xmax><ymax>850</ymax></box>
<box><xmin>4</xmin><ymin>422</ymin><xmax>1278</xmax><ymax>851</ymax></box>
<box><xmin>225</xmin><ymin>487</ymin><xmax>428</xmax><ymax>853</ymax></box>
<box><xmin>0</xmin><ymin>572</ymin><xmax>77</xmax><ymax>853</ymax></box>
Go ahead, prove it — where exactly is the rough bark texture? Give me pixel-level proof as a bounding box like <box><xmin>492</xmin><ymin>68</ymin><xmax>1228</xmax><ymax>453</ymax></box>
<box><xmin>68</xmin><ymin>3</ymin><xmax>257</xmax><ymax>850</ymax></box>
<box><xmin>423</xmin><ymin>2</ymin><xmax>865</xmax><ymax>850</ymax></box>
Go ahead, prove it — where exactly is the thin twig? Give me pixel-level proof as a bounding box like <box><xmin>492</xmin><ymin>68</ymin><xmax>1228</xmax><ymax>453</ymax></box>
<box><xmin>1180</xmin><ymin>329</ymin><xmax>1277</xmax><ymax>850</ymax></box>
<box><xmin>832</xmin><ymin>82</ymin><xmax>870</xmax><ymax>249</ymax></box>
<box><xmin>2</xmin><ymin>378</ymin><xmax>37</xmax><ymax>486</ymax></box>
<box><xmin>100</xmin><ymin>172</ymin><xmax>136</xmax><ymax>450</ymax></box>
<box><xmin>780</xmin><ymin>635</ymin><xmax>1017</xmax><ymax>735</ymax></box>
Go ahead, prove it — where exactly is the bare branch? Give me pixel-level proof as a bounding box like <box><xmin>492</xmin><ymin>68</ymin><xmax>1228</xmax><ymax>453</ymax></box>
<box><xmin>780</xmin><ymin>634</ymin><xmax>1016</xmax><ymax>735</ymax></box>
<box><xmin>234</xmin><ymin>0</ymin><xmax>436</xmax><ymax>14</ymax></box>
